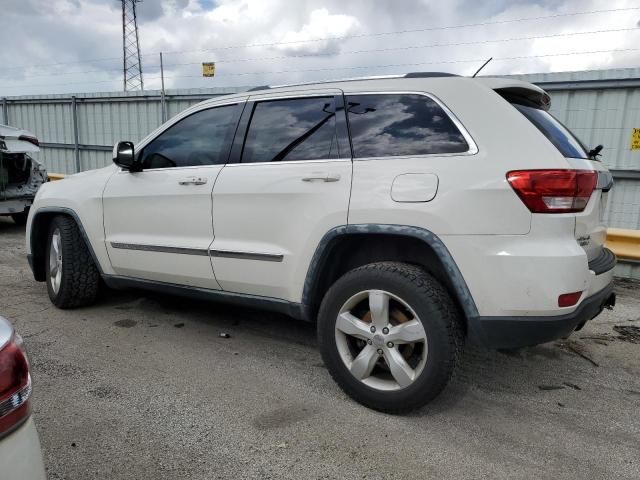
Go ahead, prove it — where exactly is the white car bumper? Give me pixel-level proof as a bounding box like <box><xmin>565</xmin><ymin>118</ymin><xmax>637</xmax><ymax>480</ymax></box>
<box><xmin>0</xmin><ymin>418</ymin><xmax>46</xmax><ymax>480</ymax></box>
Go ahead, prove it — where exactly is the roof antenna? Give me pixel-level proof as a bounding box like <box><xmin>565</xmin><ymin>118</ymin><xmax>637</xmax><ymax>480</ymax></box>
<box><xmin>472</xmin><ymin>57</ymin><xmax>493</xmax><ymax>78</ymax></box>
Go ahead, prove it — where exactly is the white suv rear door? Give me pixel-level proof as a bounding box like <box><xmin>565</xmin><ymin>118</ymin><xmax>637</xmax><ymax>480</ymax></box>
<box><xmin>102</xmin><ymin>100</ymin><xmax>245</xmax><ymax>288</ymax></box>
<box><xmin>210</xmin><ymin>90</ymin><xmax>352</xmax><ymax>301</ymax></box>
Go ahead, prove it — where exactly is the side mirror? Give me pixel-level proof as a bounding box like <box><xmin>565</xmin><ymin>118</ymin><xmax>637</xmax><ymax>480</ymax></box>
<box><xmin>112</xmin><ymin>141</ymin><xmax>141</xmax><ymax>171</ymax></box>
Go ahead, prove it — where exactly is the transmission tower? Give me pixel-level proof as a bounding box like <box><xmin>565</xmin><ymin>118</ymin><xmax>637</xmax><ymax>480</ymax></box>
<box><xmin>121</xmin><ymin>0</ymin><xmax>144</xmax><ymax>91</ymax></box>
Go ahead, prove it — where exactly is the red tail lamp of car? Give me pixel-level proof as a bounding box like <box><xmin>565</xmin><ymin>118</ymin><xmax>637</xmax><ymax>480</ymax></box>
<box><xmin>507</xmin><ymin>169</ymin><xmax>597</xmax><ymax>213</ymax></box>
<box><xmin>0</xmin><ymin>332</ymin><xmax>32</xmax><ymax>437</ymax></box>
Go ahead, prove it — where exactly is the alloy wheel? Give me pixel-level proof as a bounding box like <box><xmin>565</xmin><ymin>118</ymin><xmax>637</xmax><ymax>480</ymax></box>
<box><xmin>334</xmin><ymin>289</ymin><xmax>428</xmax><ymax>391</ymax></box>
<box><xmin>49</xmin><ymin>228</ymin><xmax>63</xmax><ymax>294</ymax></box>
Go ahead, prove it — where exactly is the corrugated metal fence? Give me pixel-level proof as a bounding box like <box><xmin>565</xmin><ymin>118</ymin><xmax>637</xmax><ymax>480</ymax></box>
<box><xmin>1</xmin><ymin>87</ymin><xmax>247</xmax><ymax>174</ymax></box>
<box><xmin>2</xmin><ymin>70</ymin><xmax>639</xmax><ymax>277</ymax></box>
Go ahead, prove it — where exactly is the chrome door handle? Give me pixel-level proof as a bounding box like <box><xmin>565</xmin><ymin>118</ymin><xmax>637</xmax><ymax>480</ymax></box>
<box><xmin>179</xmin><ymin>177</ymin><xmax>208</xmax><ymax>185</ymax></box>
<box><xmin>302</xmin><ymin>174</ymin><xmax>341</xmax><ymax>183</ymax></box>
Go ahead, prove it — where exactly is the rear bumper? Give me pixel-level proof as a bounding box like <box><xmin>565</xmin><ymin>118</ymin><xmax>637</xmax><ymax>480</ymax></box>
<box><xmin>468</xmin><ymin>280</ymin><xmax>615</xmax><ymax>349</ymax></box>
<box><xmin>0</xmin><ymin>198</ymin><xmax>32</xmax><ymax>216</ymax></box>
<box><xmin>0</xmin><ymin>417</ymin><xmax>46</xmax><ymax>480</ymax></box>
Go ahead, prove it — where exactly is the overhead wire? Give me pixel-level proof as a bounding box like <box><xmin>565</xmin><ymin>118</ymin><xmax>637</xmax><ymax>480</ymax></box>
<box><xmin>1</xmin><ymin>26</ymin><xmax>637</xmax><ymax>81</ymax></box>
<box><xmin>1</xmin><ymin>5</ymin><xmax>639</xmax><ymax>71</ymax></box>
<box><xmin>2</xmin><ymin>47</ymin><xmax>638</xmax><ymax>89</ymax></box>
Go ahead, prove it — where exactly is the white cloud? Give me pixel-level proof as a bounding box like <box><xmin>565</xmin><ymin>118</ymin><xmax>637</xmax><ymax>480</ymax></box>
<box><xmin>0</xmin><ymin>0</ymin><xmax>639</xmax><ymax>95</ymax></box>
<box><xmin>273</xmin><ymin>8</ymin><xmax>360</xmax><ymax>55</ymax></box>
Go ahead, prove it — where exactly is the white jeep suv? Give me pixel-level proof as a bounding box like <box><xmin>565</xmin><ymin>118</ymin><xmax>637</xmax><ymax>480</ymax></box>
<box><xmin>25</xmin><ymin>73</ymin><xmax>616</xmax><ymax>412</ymax></box>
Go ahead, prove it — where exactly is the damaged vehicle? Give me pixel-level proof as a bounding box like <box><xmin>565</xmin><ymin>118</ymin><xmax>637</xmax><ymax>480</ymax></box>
<box><xmin>0</xmin><ymin>124</ymin><xmax>47</xmax><ymax>225</ymax></box>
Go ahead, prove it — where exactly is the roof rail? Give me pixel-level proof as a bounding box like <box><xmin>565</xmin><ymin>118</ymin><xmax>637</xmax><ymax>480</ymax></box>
<box><xmin>246</xmin><ymin>72</ymin><xmax>458</xmax><ymax>92</ymax></box>
<box><xmin>404</xmin><ymin>72</ymin><xmax>458</xmax><ymax>78</ymax></box>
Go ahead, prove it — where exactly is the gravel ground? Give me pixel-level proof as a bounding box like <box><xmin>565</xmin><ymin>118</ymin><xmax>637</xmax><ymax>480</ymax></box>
<box><xmin>1</xmin><ymin>217</ymin><xmax>639</xmax><ymax>480</ymax></box>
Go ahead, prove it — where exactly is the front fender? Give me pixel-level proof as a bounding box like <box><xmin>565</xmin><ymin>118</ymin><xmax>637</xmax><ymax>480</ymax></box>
<box><xmin>26</xmin><ymin>166</ymin><xmax>117</xmax><ymax>280</ymax></box>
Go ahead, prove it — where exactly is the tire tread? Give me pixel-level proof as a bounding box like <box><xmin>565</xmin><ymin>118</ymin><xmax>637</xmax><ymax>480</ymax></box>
<box><xmin>47</xmin><ymin>215</ymin><xmax>100</xmax><ymax>308</ymax></box>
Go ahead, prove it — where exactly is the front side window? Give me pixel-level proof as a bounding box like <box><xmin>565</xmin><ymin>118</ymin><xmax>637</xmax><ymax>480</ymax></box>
<box><xmin>242</xmin><ymin>97</ymin><xmax>338</xmax><ymax>163</ymax></box>
<box><xmin>346</xmin><ymin>94</ymin><xmax>469</xmax><ymax>158</ymax></box>
<box><xmin>140</xmin><ymin>104</ymin><xmax>239</xmax><ymax>169</ymax></box>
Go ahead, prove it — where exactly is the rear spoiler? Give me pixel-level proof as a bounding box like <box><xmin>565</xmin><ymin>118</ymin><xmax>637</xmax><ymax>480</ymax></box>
<box><xmin>495</xmin><ymin>87</ymin><xmax>551</xmax><ymax>111</ymax></box>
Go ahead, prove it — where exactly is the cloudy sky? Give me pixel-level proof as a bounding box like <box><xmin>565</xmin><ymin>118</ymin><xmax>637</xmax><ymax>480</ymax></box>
<box><xmin>1</xmin><ymin>0</ymin><xmax>639</xmax><ymax>96</ymax></box>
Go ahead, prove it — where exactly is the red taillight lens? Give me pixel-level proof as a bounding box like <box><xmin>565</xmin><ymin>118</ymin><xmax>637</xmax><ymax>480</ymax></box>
<box><xmin>558</xmin><ymin>291</ymin><xmax>583</xmax><ymax>308</ymax></box>
<box><xmin>506</xmin><ymin>169</ymin><xmax>597</xmax><ymax>213</ymax></box>
<box><xmin>18</xmin><ymin>135</ymin><xmax>39</xmax><ymax>147</ymax></box>
<box><xmin>0</xmin><ymin>335</ymin><xmax>31</xmax><ymax>437</ymax></box>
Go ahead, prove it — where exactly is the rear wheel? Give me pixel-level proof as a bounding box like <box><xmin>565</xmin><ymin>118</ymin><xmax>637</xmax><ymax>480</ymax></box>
<box><xmin>317</xmin><ymin>262</ymin><xmax>463</xmax><ymax>413</ymax></box>
<box><xmin>46</xmin><ymin>215</ymin><xmax>100</xmax><ymax>308</ymax></box>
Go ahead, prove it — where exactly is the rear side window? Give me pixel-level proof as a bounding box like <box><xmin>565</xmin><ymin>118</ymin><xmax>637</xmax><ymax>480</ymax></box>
<box><xmin>346</xmin><ymin>94</ymin><xmax>469</xmax><ymax>158</ymax></box>
<box><xmin>242</xmin><ymin>97</ymin><xmax>339</xmax><ymax>163</ymax></box>
<box><xmin>140</xmin><ymin>104</ymin><xmax>239</xmax><ymax>169</ymax></box>
<box><xmin>512</xmin><ymin>103</ymin><xmax>588</xmax><ymax>159</ymax></box>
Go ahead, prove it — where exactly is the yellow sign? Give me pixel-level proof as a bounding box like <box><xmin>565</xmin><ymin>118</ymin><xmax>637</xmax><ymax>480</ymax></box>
<box><xmin>202</xmin><ymin>62</ymin><xmax>216</xmax><ymax>77</ymax></box>
<box><xmin>631</xmin><ymin>128</ymin><xmax>640</xmax><ymax>151</ymax></box>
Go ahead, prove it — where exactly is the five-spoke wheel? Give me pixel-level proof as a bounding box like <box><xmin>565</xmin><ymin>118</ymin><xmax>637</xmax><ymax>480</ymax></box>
<box><xmin>335</xmin><ymin>289</ymin><xmax>428</xmax><ymax>391</ymax></box>
<box><xmin>318</xmin><ymin>262</ymin><xmax>463</xmax><ymax>413</ymax></box>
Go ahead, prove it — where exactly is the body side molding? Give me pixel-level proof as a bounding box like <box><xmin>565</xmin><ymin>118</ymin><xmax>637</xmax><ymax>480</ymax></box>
<box><xmin>111</xmin><ymin>242</ymin><xmax>209</xmax><ymax>256</ymax></box>
<box><xmin>109</xmin><ymin>242</ymin><xmax>284</xmax><ymax>262</ymax></box>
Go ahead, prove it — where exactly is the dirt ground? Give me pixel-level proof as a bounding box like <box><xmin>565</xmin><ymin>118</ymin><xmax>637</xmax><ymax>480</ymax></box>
<box><xmin>1</xmin><ymin>217</ymin><xmax>639</xmax><ymax>479</ymax></box>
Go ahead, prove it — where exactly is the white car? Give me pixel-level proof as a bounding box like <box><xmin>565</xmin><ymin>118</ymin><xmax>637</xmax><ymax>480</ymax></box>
<box><xmin>25</xmin><ymin>73</ymin><xmax>616</xmax><ymax>412</ymax></box>
<box><xmin>0</xmin><ymin>316</ymin><xmax>46</xmax><ymax>479</ymax></box>
<box><xmin>0</xmin><ymin>124</ymin><xmax>48</xmax><ymax>225</ymax></box>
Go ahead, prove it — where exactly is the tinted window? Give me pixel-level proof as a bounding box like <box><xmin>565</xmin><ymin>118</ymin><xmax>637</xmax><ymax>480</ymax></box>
<box><xmin>140</xmin><ymin>104</ymin><xmax>238</xmax><ymax>169</ymax></box>
<box><xmin>242</xmin><ymin>97</ymin><xmax>338</xmax><ymax>163</ymax></box>
<box><xmin>346</xmin><ymin>94</ymin><xmax>469</xmax><ymax>158</ymax></box>
<box><xmin>513</xmin><ymin>104</ymin><xmax>588</xmax><ymax>159</ymax></box>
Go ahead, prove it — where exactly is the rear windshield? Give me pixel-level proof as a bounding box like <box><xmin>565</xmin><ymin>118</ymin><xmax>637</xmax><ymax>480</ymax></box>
<box><xmin>512</xmin><ymin>103</ymin><xmax>589</xmax><ymax>159</ymax></box>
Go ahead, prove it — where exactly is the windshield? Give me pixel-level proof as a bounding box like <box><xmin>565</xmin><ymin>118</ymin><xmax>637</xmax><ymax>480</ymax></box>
<box><xmin>513</xmin><ymin>103</ymin><xmax>589</xmax><ymax>159</ymax></box>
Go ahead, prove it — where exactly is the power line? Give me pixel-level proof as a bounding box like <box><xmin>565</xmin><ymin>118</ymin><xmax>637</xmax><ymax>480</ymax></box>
<box><xmin>4</xmin><ymin>26</ymin><xmax>638</xmax><ymax>80</ymax></box>
<box><xmin>163</xmin><ymin>27</ymin><xmax>640</xmax><ymax>67</ymax></box>
<box><xmin>159</xmin><ymin>48</ymin><xmax>640</xmax><ymax>79</ymax></box>
<box><xmin>3</xmin><ymin>47</ymin><xmax>638</xmax><ymax>89</ymax></box>
<box><xmin>2</xmin><ymin>5</ymin><xmax>639</xmax><ymax>71</ymax></box>
<box><xmin>160</xmin><ymin>6</ymin><xmax>640</xmax><ymax>55</ymax></box>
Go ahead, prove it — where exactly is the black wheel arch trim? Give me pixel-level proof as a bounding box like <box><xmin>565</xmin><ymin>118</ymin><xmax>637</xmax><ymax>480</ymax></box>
<box><xmin>301</xmin><ymin>224</ymin><xmax>480</xmax><ymax>321</ymax></box>
<box><xmin>29</xmin><ymin>207</ymin><xmax>105</xmax><ymax>281</ymax></box>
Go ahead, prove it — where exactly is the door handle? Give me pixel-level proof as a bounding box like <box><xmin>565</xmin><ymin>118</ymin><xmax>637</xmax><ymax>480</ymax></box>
<box><xmin>179</xmin><ymin>176</ymin><xmax>208</xmax><ymax>185</ymax></box>
<box><xmin>302</xmin><ymin>173</ymin><xmax>341</xmax><ymax>183</ymax></box>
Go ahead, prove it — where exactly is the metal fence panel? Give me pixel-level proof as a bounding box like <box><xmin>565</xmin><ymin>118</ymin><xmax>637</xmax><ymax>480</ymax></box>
<box><xmin>2</xmin><ymin>86</ymin><xmax>247</xmax><ymax>173</ymax></box>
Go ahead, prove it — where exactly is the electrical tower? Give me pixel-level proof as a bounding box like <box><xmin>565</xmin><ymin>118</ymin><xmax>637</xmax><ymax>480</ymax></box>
<box><xmin>121</xmin><ymin>0</ymin><xmax>144</xmax><ymax>91</ymax></box>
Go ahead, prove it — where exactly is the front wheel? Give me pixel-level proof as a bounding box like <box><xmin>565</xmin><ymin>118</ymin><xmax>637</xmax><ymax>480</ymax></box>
<box><xmin>46</xmin><ymin>215</ymin><xmax>100</xmax><ymax>308</ymax></box>
<box><xmin>317</xmin><ymin>262</ymin><xmax>463</xmax><ymax>413</ymax></box>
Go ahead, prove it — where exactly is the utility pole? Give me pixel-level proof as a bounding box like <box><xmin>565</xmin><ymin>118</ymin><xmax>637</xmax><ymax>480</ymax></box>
<box><xmin>160</xmin><ymin>52</ymin><xmax>166</xmax><ymax>122</ymax></box>
<box><xmin>121</xmin><ymin>0</ymin><xmax>144</xmax><ymax>91</ymax></box>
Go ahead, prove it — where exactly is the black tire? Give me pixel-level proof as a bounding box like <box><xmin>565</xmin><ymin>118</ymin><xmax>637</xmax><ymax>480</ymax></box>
<box><xmin>317</xmin><ymin>262</ymin><xmax>463</xmax><ymax>413</ymax></box>
<box><xmin>45</xmin><ymin>215</ymin><xmax>100</xmax><ymax>308</ymax></box>
<box><xmin>11</xmin><ymin>211</ymin><xmax>28</xmax><ymax>225</ymax></box>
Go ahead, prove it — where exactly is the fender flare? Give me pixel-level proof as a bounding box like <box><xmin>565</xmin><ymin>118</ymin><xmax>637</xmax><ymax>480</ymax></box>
<box><xmin>29</xmin><ymin>207</ymin><xmax>105</xmax><ymax>280</ymax></box>
<box><xmin>302</xmin><ymin>224</ymin><xmax>479</xmax><ymax>320</ymax></box>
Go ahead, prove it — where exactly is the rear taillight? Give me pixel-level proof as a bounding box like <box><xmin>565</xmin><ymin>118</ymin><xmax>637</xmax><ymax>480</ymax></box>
<box><xmin>506</xmin><ymin>169</ymin><xmax>597</xmax><ymax>213</ymax></box>
<box><xmin>18</xmin><ymin>135</ymin><xmax>39</xmax><ymax>147</ymax></box>
<box><xmin>0</xmin><ymin>334</ymin><xmax>31</xmax><ymax>437</ymax></box>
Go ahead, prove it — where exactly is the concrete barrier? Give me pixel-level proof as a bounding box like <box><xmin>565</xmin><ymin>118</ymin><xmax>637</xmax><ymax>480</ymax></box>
<box><xmin>606</xmin><ymin>228</ymin><xmax>640</xmax><ymax>261</ymax></box>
